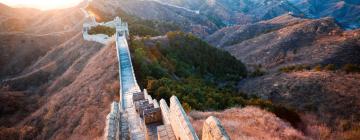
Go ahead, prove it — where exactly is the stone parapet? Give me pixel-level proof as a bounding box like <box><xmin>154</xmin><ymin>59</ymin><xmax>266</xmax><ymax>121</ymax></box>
<box><xmin>104</xmin><ymin>102</ymin><xmax>120</xmax><ymax>140</ymax></box>
<box><xmin>159</xmin><ymin>99</ymin><xmax>171</xmax><ymax>125</ymax></box>
<box><xmin>143</xmin><ymin>108</ymin><xmax>162</xmax><ymax>124</ymax></box>
<box><xmin>153</xmin><ymin>99</ymin><xmax>160</xmax><ymax>108</ymax></box>
<box><xmin>169</xmin><ymin>96</ymin><xmax>199</xmax><ymax>140</ymax></box>
<box><xmin>133</xmin><ymin>92</ymin><xmax>145</xmax><ymax>102</ymax></box>
<box><xmin>202</xmin><ymin>116</ymin><xmax>230</xmax><ymax>140</ymax></box>
<box><xmin>83</xmin><ymin>32</ymin><xmax>113</xmax><ymax>44</ymax></box>
<box><xmin>157</xmin><ymin>125</ymin><xmax>176</xmax><ymax>140</ymax></box>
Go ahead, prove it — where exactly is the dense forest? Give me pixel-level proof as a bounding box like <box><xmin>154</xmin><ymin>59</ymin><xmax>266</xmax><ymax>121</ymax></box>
<box><xmin>130</xmin><ymin>31</ymin><xmax>247</xmax><ymax>110</ymax></box>
<box><xmin>129</xmin><ymin>32</ymin><xmax>301</xmax><ymax>127</ymax></box>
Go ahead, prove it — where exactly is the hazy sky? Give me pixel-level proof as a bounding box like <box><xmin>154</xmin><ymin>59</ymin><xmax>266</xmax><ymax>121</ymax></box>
<box><xmin>0</xmin><ymin>0</ymin><xmax>83</xmax><ymax>10</ymax></box>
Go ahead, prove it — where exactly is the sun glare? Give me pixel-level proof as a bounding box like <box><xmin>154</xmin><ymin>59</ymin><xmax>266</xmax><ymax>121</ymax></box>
<box><xmin>0</xmin><ymin>0</ymin><xmax>83</xmax><ymax>10</ymax></box>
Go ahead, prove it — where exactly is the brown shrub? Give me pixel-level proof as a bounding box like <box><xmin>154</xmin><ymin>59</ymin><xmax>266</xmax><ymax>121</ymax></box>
<box><xmin>189</xmin><ymin>107</ymin><xmax>307</xmax><ymax>140</ymax></box>
<box><xmin>105</xmin><ymin>80</ymin><xmax>120</xmax><ymax>102</ymax></box>
<box><xmin>279</xmin><ymin>64</ymin><xmax>311</xmax><ymax>73</ymax></box>
<box><xmin>0</xmin><ymin>126</ymin><xmax>37</xmax><ymax>140</ymax></box>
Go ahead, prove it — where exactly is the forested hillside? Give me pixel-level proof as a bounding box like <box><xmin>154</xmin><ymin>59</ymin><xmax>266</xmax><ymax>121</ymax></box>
<box><xmin>130</xmin><ymin>31</ymin><xmax>246</xmax><ymax>110</ymax></box>
<box><xmin>129</xmin><ymin>32</ymin><xmax>302</xmax><ymax>129</ymax></box>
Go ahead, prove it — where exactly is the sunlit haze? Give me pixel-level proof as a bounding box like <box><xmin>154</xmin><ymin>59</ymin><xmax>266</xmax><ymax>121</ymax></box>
<box><xmin>0</xmin><ymin>0</ymin><xmax>83</xmax><ymax>10</ymax></box>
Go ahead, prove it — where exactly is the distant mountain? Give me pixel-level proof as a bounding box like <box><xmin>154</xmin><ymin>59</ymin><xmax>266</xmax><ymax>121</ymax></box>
<box><xmin>158</xmin><ymin>0</ymin><xmax>305</xmax><ymax>26</ymax></box>
<box><xmin>206</xmin><ymin>13</ymin><xmax>360</xmax><ymax>139</ymax></box>
<box><xmin>88</xmin><ymin>0</ymin><xmax>220</xmax><ymax>37</ymax></box>
<box><xmin>207</xmin><ymin>14</ymin><xmax>360</xmax><ymax>70</ymax></box>
<box><xmin>289</xmin><ymin>0</ymin><xmax>360</xmax><ymax>29</ymax></box>
<box><xmin>157</xmin><ymin>0</ymin><xmax>360</xmax><ymax>29</ymax></box>
<box><xmin>87</xmin><ymin>0</ymin><xmax>310</xmax><ymax>36</ymax></box>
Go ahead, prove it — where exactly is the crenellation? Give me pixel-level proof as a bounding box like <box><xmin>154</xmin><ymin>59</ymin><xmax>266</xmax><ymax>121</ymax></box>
<box><xmin>147</xmin><ymin>95</ymin><xmax>153</xmax><ymax>104</ymax></box>
<box><xmin>143</xmin><ymin>108</ymin><xmax>163</xmax><ymax>124</ymax></box>
<box><xmin>159</xmin><ymin>99</ymin><xmax>171</xmax><ymax>125</ymax></box>
<box><xmin>153</xmin><ymin>99</ymin><xmax>160</xmax><ymax>108</ymax></box>
<box><xmin>133</xmin><ymin>92</ymin><xmax>145</xmax><ymax>102</ymax></box>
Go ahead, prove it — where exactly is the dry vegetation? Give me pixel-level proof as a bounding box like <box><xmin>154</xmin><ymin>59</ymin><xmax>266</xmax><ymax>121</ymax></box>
<box><xmin>189</xmin><ymin>107</ymin><xmax>307</xmax><ymax>140</ymax></box>
<box><xmin>105</xmin><ymin>80</ymin><xmax>120</xmax><ymax>102</ymax></box>
<box><xmin>0</xmin><ymin>33</ymin><xmax>119</xmax><ymax>139</ymax></box>
<box><xmin>239</xmin><ymin>71</ymin><xmax>360</xmax><ymax>139</ymax></box>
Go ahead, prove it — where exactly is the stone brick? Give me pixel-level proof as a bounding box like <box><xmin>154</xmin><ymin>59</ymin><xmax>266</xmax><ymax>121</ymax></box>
<box><xmin>143</xmin><ymin>108</ymin><xmax>162</xmax><ymax>124</ymax></box>
<box><xmin>133</xmin><ymin>92</ymin><xmax>145</xmax><ymax>102</ymax></box>
<box><xmin>157</xmin><ymin>125</ymin><xmax>176</xmax><ymax>140</ymax></box>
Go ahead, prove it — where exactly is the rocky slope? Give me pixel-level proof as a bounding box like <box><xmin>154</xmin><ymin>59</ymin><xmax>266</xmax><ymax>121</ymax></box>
<box><xmin>208</xmin><ymin>14</ymin><xmax>360</xmax><ymax>71</ymax></box>
<box><xmin>207</xmin><ymin>13</ymin><xmax>360</xmax><ymax>139</ymax></box>
<box><xmin>0</xmin><ymin>4</ymin><xmax>119</xmax><ymax>140</ymax></box>
<box><xmin>0</xmin><ymin>4</ymin><xmax>88</xmax><ymax>79</ymax></box>
<box><xmin>238</xmin><ymin>71</ymin><xmax>360</xmax><ymax>139</ymax></box>
<box><xmin>158</xmin><ymin>0</ymin><xmax>304</xmax><ymax>26</ymax></box>
<box><xmin>158</xmin><ymin>0</ymin><xmax>360</xmax><ymax>29</ymax></box>
<box><xmin>289</xmin><ymin>0</ymin><xmax>360</xmax><ymax>29</ymax></box>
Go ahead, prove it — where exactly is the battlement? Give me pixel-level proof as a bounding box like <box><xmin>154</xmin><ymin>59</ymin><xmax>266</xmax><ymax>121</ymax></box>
<box><xmin>105</xmin><ymin>89</ymin><xmax>230</xmax><ymax>140</ymax></box>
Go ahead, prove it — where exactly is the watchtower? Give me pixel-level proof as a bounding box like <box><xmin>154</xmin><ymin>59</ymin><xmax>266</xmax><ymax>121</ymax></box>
<box><xmin>114</xmin><ymin>17</ymin><xmax>129</xmax><ymax>39</ymax></box>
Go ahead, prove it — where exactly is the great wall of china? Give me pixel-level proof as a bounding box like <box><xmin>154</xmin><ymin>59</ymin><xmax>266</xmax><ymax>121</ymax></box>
<box><xmin>82</xmin><ymin>4</ymin><xmax>230</xmax><ymax>139</ymax></box>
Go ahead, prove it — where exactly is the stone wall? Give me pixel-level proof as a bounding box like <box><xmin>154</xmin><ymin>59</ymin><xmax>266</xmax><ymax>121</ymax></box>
<box><xmin>104</xmin><ymin>102</ymin><xmax>120</xmax><ymax>140</ymax></box>
<box><xmin>83</xmin><ymin>32</ymin><xmax>113</xmax><ymax>44</ymax></box>
<box><xmin>157</xmin><ymin>125</ymin><xmax>176</xmax><ymax>140</ymax></box>
<box><xmin>169</xmin><ymin>96</ymin><xmax>199</xmax><ymax>140</ymax></box>
<box><xmin>202</xmin><ymin>116</ymin><xmax>230</xmax><ymax>140</ymax></box>
<box><xmin>159</xmin><ymin>99</ymin><xmax>171</xmax><ymax>125</ymax></box>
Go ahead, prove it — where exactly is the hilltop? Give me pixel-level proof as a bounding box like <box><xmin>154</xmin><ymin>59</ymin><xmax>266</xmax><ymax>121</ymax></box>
<box><xmin>207</xmin><ymin>14</ymin><xmax>360</xmax><ymax>71</ymax></box>
<box><xmin>206</xmin><ymin>13</ymin><xmax>360</xmax><ymax>139</ymax></box>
